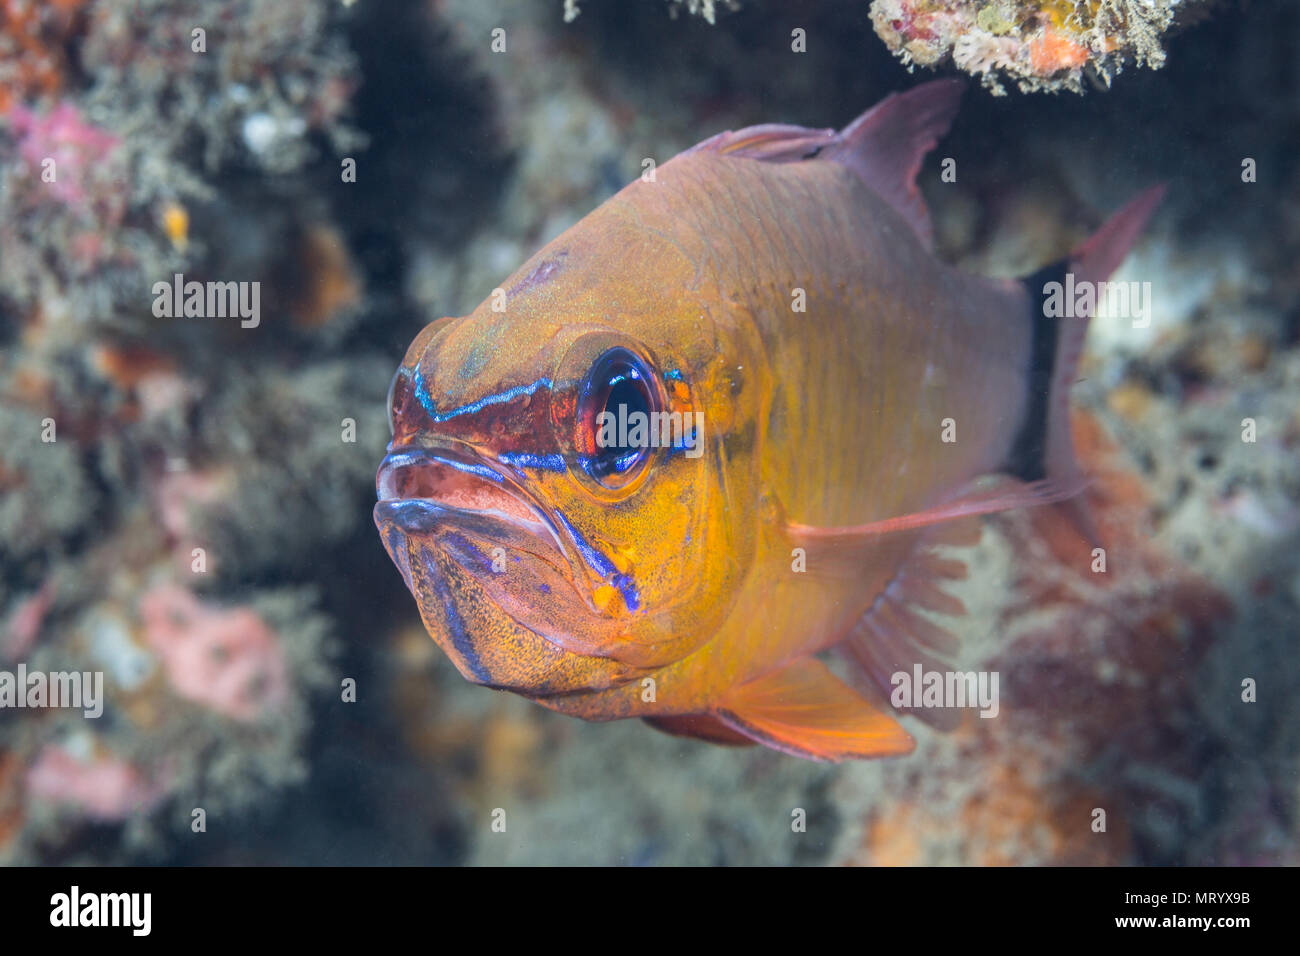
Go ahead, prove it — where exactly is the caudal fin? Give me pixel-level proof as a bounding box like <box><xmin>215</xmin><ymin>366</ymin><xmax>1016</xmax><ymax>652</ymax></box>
<box><xmin>1005</xmin><ymin>186</ymin><xmax>1166</xmax><ymax>543</ymax></box>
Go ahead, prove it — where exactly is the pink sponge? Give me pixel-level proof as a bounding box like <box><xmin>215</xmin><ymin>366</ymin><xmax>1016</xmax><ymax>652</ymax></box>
<box><xmin>26</xmin><ymin>745</ymin><xmax>164</xmax><ymax>822</ymax></box>
<box><xmin>140</xmin><ymin>584</ymin><xmax>288</xmax><ymax>722</ymax></box>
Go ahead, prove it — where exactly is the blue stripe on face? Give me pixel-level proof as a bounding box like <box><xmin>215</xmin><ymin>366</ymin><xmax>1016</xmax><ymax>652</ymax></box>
<box><xmin>552</xmin><ymin>510</ymin><xmax>641</xmax><ymax>613</ymax></box>
<box><xmin>497</xmin><ymin>452</ymin><xmax>567</xmax><ymax>471</ymax></box>
<box><xmin>413</xmin><ymin>369</ymin><xmax>554</xmax><ymax>423</ymax></box>
<box><xmin>421</xmin><ymin>545</ymin><xmax>491</xmax><ymax>683</ymax></box>
<box><xmin>496</xmin><ymin>448</ymin><xmax>694</xmax><ymax>474</ymax></box>
<box><xmin>441</xmin><ymin>457</ymin><xmax>506</xmax><ymax>483</ymax></box>
<box><xmin>384</xmin><ymin>449</ymin><xmax>508</xmax><ymax>485</ymax></box>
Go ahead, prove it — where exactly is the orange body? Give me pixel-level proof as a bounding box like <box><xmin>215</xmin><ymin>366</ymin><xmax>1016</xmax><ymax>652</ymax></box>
<box><xmin>375</xmin><ymin>81</ymin><xmax>1162</xmax><ymax>760</ymax></box>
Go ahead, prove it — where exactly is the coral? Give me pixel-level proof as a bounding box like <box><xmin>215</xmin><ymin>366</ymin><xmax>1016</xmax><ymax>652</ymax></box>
<box><xmin>869</xmin><ymin>0</ymin><xmax>1209</xmax><ymax>93</ymax></box>
<box><xmin>0</xmin><ymin>750</ymin><xmax>21</xmax><ymax>853</ymax></box>
<box><xmin>185</xmin><ymin>357</ymin><xmax>390</xmax><ymax>582</ymax></box>
<box><xmin>280</xmin><ymin>224</ymin><xmax>362</xmax><ymax>330</ymax></box>
<box><xmin>2</xmin><ymin>581</ymin><xmax>53</xmax><ymax>662</ymax></box>
<box><xmin>0</xmin><ymin>545</ymin><xmax>336</xmax><ymax>862</ymax></box>
<box><xmin>25</xmin><ymin>742</ymin><xmax>166</xmax><ymax>822</ymax></box>
<box><xmin>833</xmin><ymin>409</ymin><xmax>1235</xmax><ymax>865</ymax></box>
<box><xmin>859</xmin><ymin>756</ymin><xmax>1124</xmax><ymax>865</ymax></box>
<box><xmin>0</xmin><ymin>0</ymin><xmax>460</xmax><ymax>863</ymax></box>
<box><xmin>139</xmin><ymin>584</ymin><xmax>289</xmax><ymax>722</ymax></box>
<box><xmin>78</xmin><ymin>0</ymin><xmax>360</xmax><ymax>174</ymax></box>
<box><xmin>0</xmin><ymin>98</ymin><xmax>143</xmax><ymax>325</ymax></box>
<box><xmin>7</xmin><ymin>102</ymin><xmax>120</xmax><ymax>209</ymax></box>
<box><xmin>0</xmin><ymin>0</ymin><xmax>89</xmax><ymax>112</ymax></box>
<box><xmin>0</xmin><ymin>0</ymin><xmax>360</xmax><ymax>336</ymax></box>
<box><xmin>0</xmin><ymin>388</ymin><xmax>98</xmax><ymax>564</ymax></box>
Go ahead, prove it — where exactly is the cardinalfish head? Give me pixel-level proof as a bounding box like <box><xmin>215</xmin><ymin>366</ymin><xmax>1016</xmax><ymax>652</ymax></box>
<box><xmin>374</xmin><ymin>250</ymin><xmax>760</xmax><ymax>702</ymax></box>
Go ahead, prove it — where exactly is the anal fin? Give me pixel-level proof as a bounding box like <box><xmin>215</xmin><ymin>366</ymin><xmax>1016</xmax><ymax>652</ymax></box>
<box><xmin>714</xmin><ymin>658</ymin><xmax>914</xmax><ymax>763</ymax></box>
<box><xmin>643</xmin><ymin>714</ymin><xmax>756</xmax><ymax>748</ymax></box>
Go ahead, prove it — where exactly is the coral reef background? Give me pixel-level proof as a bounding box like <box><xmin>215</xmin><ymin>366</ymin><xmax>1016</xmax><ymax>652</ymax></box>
<box><xmin>0</xmin><ymin>0</ymin><xmax>1296</xmax><ymax>865</ymax></box>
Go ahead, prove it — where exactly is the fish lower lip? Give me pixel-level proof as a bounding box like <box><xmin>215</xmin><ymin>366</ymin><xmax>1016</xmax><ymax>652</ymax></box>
<box><xmin>375</xmin><ymin>497</ymin><xmax>488</xmax><ymax>534</ymax></box>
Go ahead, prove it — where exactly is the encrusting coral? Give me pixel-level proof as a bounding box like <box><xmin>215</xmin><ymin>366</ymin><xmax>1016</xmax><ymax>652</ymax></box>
<box><xmin>870</xmin><ymin>0</ymin><xmax>1217</xmax><ymax>93</ymax></box>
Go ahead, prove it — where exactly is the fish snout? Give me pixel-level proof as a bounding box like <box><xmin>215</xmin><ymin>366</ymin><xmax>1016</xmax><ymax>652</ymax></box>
<box><xmin>385</xmin><ymin>315</ymin><xmax>462</xmax><ymax>443</ymax></box>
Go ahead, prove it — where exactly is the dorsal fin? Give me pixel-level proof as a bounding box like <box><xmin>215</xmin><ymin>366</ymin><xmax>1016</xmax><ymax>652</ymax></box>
<box><xmin>698</xmin><ymin>123</ymin><xmax>836</xmax><ymax>162</ymax></box>
<box><xmin>823</xmin><ymin>79</ymin><xmax>966</xmax><ymax>249</ymax></box>
<box><xmin>690</xmin><ymin>80</ymin><xmax>966</xmax><ymax>249</ymax></box>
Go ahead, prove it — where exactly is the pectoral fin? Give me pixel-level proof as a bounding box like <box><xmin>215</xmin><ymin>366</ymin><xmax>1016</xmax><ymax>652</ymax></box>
<box><xmin>786</xmin><ymin>474</ymin><xmax>1085</xmax><ymax>548</ymax></box>
<box><xmin>714</xmin><ymin>658</ymin><xmax>914</xmax><ymax>762</ymax></box>
<box><xmin>838</xmin><ymin>527</ymin><xmax>975</xmax><ymax>731</ymax></box>
<box><xmin>784</xmin><ymin>501</ymin><xmax>990</xmax><ymax>733</ymax></box>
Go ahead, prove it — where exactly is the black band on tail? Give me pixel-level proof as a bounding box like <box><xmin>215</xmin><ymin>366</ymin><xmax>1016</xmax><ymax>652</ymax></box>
<box><xmin>1004</xmin><ymin>261</ymin><xmax>1069</xmax><ymax>484</ymax></box>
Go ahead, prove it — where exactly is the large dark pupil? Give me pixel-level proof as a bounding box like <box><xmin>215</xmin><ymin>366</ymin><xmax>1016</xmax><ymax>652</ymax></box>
<box><xmin>593</xmin><ymin>372</ymin><xmax>650</xmax><ymax>476</ymax></box>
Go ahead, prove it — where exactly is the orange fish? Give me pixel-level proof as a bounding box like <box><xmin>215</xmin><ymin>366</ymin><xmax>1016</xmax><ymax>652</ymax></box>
<box><xmin>375</xmin><ymin>81</ymin><xmax>1162</xmax><ymax>761</ymax></box>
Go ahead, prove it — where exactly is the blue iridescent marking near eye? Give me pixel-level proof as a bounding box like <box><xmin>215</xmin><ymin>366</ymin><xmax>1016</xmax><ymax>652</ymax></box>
<box><xmin>611</xmin><ymin>573</ymin><xmax>640</xmax><ymax>612</ymax></box>
<box><xmin>554</xmin><ymin>511</ymin><xmax>615</xmax><ymax>578</ymax></box>
<box><xmin>670</xmin><ymin>418</ymin><xmax>699</xmax><ymax>451</ymax></box>
<box><xmin>413</xmin><ymin>368</ymin><xmax>553</xmax><ymax>423</ymax></box>
<box><xmin>664</xmin><ymin>368</ymin><xmax>683</xmax><ymax>381</ymax></box>
<box><xmin>441</xmin><ymin>457</ymin><xmax>505</xmax><ymax>483</ymax></box>
<box><xmin>498</xmin><ymin>452</ymin><xmax>566</xmax><ymax>471</ymax></box>
<box><xmin>499</xmin><ymin>446</ymin><xmax>689</xmax><ymax>475</ymax></box>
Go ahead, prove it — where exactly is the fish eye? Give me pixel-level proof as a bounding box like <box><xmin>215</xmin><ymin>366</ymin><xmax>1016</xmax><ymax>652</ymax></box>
<box><xmin>577</xmin><ymin>347</ymin><xmax>661</xmax><ymax>489</ymax></box>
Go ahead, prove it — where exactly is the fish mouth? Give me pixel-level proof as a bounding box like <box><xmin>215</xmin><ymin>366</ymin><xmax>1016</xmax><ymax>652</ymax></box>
<box><xmin>375</xmin><ymin>444</ymin><xmax>655</xmax><ymax>695</ymax></box>
<box><xmin>374</xmin><ymin>443</ymin><xmax>645</xmax><ymax>686</ymax></box>
<box><xmin>376</xmin><ymin>446</ymin><xmax>548</xmax><ymax>536</ymax></box>
<box><xmin>374</xmin><ymin>444</ymin><xmax>607</xmax><ymax>619</ymax></box>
